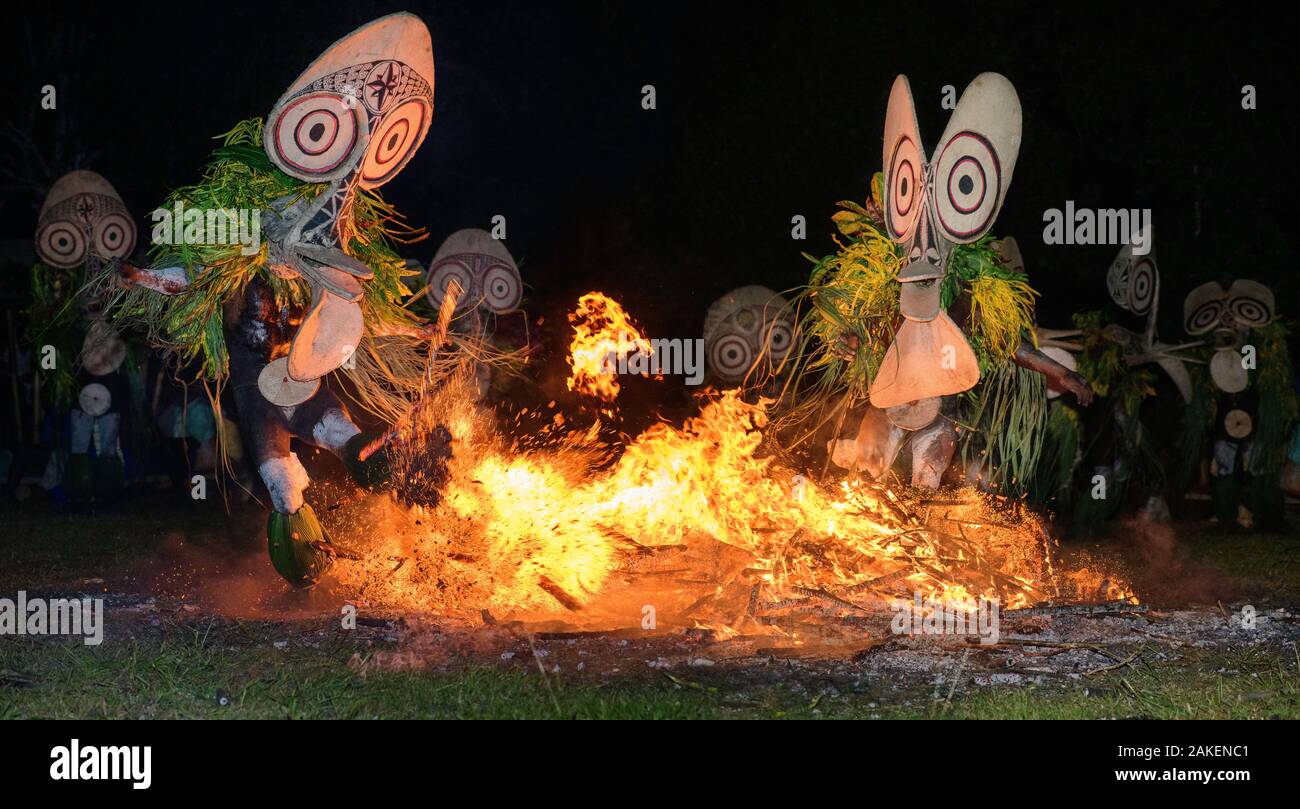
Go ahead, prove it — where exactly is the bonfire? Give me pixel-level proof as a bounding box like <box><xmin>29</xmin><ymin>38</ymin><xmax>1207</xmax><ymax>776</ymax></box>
<box><xmin>328</xmin><ymin>292</ymin><xmax>1135</xmax><ymax>641</ymax></box>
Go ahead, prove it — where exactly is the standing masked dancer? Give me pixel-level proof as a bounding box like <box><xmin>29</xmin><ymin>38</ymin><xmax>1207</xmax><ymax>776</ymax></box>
<box><xmin>424</xmin><ymin>228</ymin><xmax>528</xmax><ymax>398</ymax></box>
<box><xmin>102</xmin><ymin>14</ymin><xmax>465</xmax><ymax>584</ymax></box>
<box><xmin>786</xmin><ymin>74</ymin><xmax>1092</xmax><ymax>493</ymax></box>
<box><xmin>1036</xmin><ymin>232</ymin><xmax>1200</xmax><ymax>528</ymax></box>
<box><xmin>1178</xmin><ymin>280</ymin><xmax>1296</xmax><ymax>529</ymax></box>
<box><xmin>29</xmin><ymin>170</ymin><xmax>138</xmax><ymax>505</ymax></box>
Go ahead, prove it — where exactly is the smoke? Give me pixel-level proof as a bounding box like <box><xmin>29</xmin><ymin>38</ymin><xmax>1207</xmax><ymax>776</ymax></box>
<box><xmin>129</xmin><ymin>519</ymin><xmax>348</xmax><ymax>620</ymax></box>
<box><xmin>1117</xmin><ymin>518</ymin><xmax>1240</xmax><ymax>607</ymax></box>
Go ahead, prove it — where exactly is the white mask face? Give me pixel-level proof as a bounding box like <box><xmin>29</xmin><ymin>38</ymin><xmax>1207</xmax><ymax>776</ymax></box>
<box><xmin>1184</xmin><ymin>279</ymin><xmax>1274</xmax><ymax>338</ymax></box>
<box><xmin>1106</xmin><ymin>229</ymin><xmax>1158</xmax><ymax>317</ymax></box>
<box><xmin>36</xmin><ymin>171</ymin><xmax>136</xmax><ymax>268</ymax></box>
<box><xmin>427</xmin><ymin>228</ymin><xmax>524</xmax><ymax>316</ymax></box>
<box><xmin>1184</xmin><ymin>278</ymin><xmax>1276</xmax><ymax>393</ymax></box>
<box><xmin>264</xmin><ymin>12</ymin><xmax>435</xmax><ymax>190</ymax></box>
<box><xmin>871</xmin><ymin>74</ymin><xmax>1021</xmax><ymax>408</ymax></box>
<box><xmin>883</xmin><ymin>73</ymin><xmax>1022</xmax><ymax>273</ymax></box>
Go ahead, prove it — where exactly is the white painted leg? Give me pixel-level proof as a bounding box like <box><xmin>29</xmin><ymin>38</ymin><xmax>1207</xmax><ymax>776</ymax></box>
<box><xmin>310</xmin><ymin>408</ymin><xmax>361</xmax><ymax>456</ymax></box>
<box><xmin>258</xmin><ymin>453</ymin><xmax>310</xmax><ymax>513</ymax></box>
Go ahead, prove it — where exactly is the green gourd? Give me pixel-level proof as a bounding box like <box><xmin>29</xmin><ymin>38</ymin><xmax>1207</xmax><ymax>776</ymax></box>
<box><xmin>267</xmin><ymin>503</ymin><xmax>333</xmax><ymax>587</ymax></box>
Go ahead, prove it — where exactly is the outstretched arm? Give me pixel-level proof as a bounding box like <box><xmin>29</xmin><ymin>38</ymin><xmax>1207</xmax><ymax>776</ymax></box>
<box><xmin>116</xmin><ymin>260</ymin><xmax>190</xmax><ymax>296</ymax></box>
<box><xmin>1012</xmin><ymin>342</ymin><xmax>1094</xmax><ymax>405</ymax></box>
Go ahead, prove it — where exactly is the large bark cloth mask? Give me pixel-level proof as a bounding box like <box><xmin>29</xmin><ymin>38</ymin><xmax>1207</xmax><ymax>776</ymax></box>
<box><xmin>262</xmin><ymin>13</ymin><xmax>435</xmax><ymax>385</ymax></box>
<box><xmin>426</xmin><ymin>228</ymin><xmax>523</xmax><ymax>316</ymax></box>
<box><xmin>1183</xmin><ymin>279</ymin><xmax>1274</xmax><ymax>393</ymax></box>
<box><xmin>1184</xmin><ymin>280</ymin><xmax>1275</xmax><ymax>336</ymax></box>
<box><xmin>1100</xmin><ymin>230</ymin><xmax>1197</xmax><ymax>402</ymax></box>
<box><xmin>703</xmin><ymin>286</ymin><xmax>796</xmax><ymax>386</ymax></box>
<box><xmin>1106</xmin><ymin>231</ymin><xmax>1158</xmax><ymax>317</ymax></box>
<box><xmin>37</xmin><ymin>171</ymin><xmax>135</xmax><ymax>376</ymax></box>
<box><xmin>36</xmin><ymin>170</ymin><xmax>136</xmax><ymax>269</ymax></box>
<box><xmin>264</xmin><ymin>12</ymin><xmax>434</xmax><ymax>188</ymax></box>
<box><xmin>870</xmin><ymin>74</ymin><xmax>1021</xmax><ymax>409</ymax></box>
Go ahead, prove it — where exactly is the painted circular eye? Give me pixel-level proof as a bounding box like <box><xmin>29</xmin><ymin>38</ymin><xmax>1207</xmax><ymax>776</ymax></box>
<box><xmin>360</xmin><ymin>98</ymin><xmax>430</xmax><ymax>188</ymax></box>
<box><xmin>886</xmin><ymin>135</ymin><xmax>923</xmax><ymax>241</ymax></box>
<box><xmin>709</xmin><ymin>331</ymin><xmax>754</xmax><ymax>383</ymax></box>
<box><xmin>426</xmin><ymin>260</ymin><xmax>474</xmax><ymax>312</ymax></box>
<box><xmin>934</xmin><ymin>131</ymin><xmax>1001</xmax><ymax>241</ymax></box>
<box><xmin>92</xmin><ymin>212</ymin><xmax>136</xmax><ymax>259</ymax></box>
<box><xmin>1228</xmin><ymin>294</ymin><xmax>1271</xmax><ymax>327</ymax></box>
<box><xmin>267</xmin><ymin>92</ymin><xmax>364</xmax><ymax>179</ymax></box>
<box><xmin>480</xmin><ymin>263</ymin><xmax>522</xmax><ymax>313</ymax></box>
<box><xmin>36</xmin><ymin>219</ymin><xmax>87</xmax><ymax>268</ymax></box>
<box><xmin>1185</xmin><ymin>300</ymin><xmax>1224</xmax><ymax>335</ymax></box>
<box><xmin>1127</xmin><ymin>258</ymin><xmax>1156</xmax><ymax>316</ymax></box>
<box><xmin>766</xmin><ymin>318</ymin><xmax>794</xmax><ymax>362</ymax></box>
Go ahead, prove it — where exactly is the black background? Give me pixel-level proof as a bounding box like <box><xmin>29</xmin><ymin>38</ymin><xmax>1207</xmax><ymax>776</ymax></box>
<box><xmin>3</xmin><ymin>718</ymin><xmax>1288</xmax><ymax>792</ymax></box>
<box><xmin>0</xmin><ymin>0</ymin><xmax>1291</xmax><ymax>353</ymax></box>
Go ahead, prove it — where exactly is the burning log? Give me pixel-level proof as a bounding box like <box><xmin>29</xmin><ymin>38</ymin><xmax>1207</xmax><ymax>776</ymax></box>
<box><xmin>537</xmin><ymin>576</ymin><xmax>583</xmax><ymax>612</ymax></box>
<box><xmin>840</xmin><ymin>568</ymin><xmax>913</xmax><ymax>596</ymax></box>
<box><xmin>1004</xmin><ymin>601</ymin><xmax>1146</xmax><ymax>618</ymax></box>
<box><xmin>598</xmin><ymin>524</ymin><xmax>654</xmax><ymax>555</ymax></box>
<box><xmin>791</xmin><ymin>585</ymin><xmax>871</xmax><ymax>613</ymax></box>
<box><xmin>535</xmin><ymin>629</ymin><xmax>642</xmax><ymax>640</ymax></box>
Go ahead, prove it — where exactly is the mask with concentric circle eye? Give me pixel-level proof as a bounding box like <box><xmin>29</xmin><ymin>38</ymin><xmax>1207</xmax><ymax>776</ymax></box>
<box><xmin>1183</xmin><ymin>282</ymin><xmax>1227</xmax><ymax>335</ymax></box>
<box><xmin>479</xmin><ymin>263</ymin><xmax>523</xmax><ymax>313</ymax></box>
<box><xmin>881</xmin><ymin>73</ymin><xmax>1021</xmax><ymax>255</ymax></box>
<box><xmin>1226</xmin><ymin>280</ymin><xmax>1273</xmax><ymax>329</ymax></box>
<box><xmin>1183</xmin><ymin>279</ymin><xmax>1273</xmax><ymax>339</ymax></box>
<box><xmin>428</xmin><ymin>259</ymin><xmax>475</xmax><ymax>314</ymax></box>
<box><xmin>1106</xmin><ymin>233</ymin><xmax>1158</xmax><ymax>317</ymax></box>
<box><xmin>36</xmin><ymin>218</ymin><xmax>88</xmax><ymax>268</ymax></box>
<box><xmin>765</xmin><ymin>313</ymin><xmax>796</xmax><ymax>364</ymax></box>
<box><xmin>1183</xmin><ymin>280</ymin><xmax>1262</xmax><ymax>394</ymax></box>
<box><xmin>708</xmin><ymin>327</ymin><xmax>755</xmax><ymax>384</ymax></box>
<box><xmin>264</xmin><ymin>13</ymin><xmax>435</xmax><ymax>188</ymax></box>
<box><xmin>703</xmin><ymin>286</ymin><xmax>794</xmax><ymax>387</ymax></box>
<box><xmin>35</xmin><ymin>171</ymin><xmax>136</xmax><ymax>268</ymax></box>
<box><xmin>883</xmin><ymin>76</ymin><xmax>926</xmax><ymax>246</ymax></box>
<box><xmin>872</xmin><ymin>75</ymin><xmax>1017</xmax><ymax>409</ymax></box>
<box><xmin>266</xmin><ymin>92</ymin><xmax>367</xmax><ymax>181</ymax></box>
<box><xmin>426</xmin><ymin>228</ymin><xmax>524</xmax><ymax>318</ymax></box>
<box><xmin>931</xmin><ymin>74</ymin><xmax>1022</xmax><ymax>244</ymax></box>
<box><xmin>92</xmin><ymin>211</ymin><xmax>136</xmax><ymax>260</ymax></box>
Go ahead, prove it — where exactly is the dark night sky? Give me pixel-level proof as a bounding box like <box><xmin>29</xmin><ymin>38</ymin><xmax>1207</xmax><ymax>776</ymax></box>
<box><xmin>1</xmin><ymin>1</ymin><xmax>1292</xmax><ymax>350</ymax></box>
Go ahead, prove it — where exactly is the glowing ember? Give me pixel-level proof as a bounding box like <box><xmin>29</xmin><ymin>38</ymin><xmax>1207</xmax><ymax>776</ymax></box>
<box><xmin>566</xmin><ymin>292</ymin><xmax>652</xmax><ymax>404</ymax></box>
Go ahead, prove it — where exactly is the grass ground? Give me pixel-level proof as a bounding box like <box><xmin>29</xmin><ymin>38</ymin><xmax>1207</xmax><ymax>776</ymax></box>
<box><xmin>4</xmin><ymin>633</ymin><xmax>1296</xmax><ymax>719</ymax></box>
<box><xmin>1</xmin><ymin>499</ymin><xmax>1298</xmax><ymax>719</ymax></box>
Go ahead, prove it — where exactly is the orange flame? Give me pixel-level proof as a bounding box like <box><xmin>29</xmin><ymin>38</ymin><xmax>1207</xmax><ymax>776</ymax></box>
<box><xmin>566</xmin><ymin>292</ymin><xmax>652</xmax><ymax>403</ymax></box>
<box><xmin>331</xmin><ymin>294</ymin><xmax>1134</xmax><ymax>628</ymax></box>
